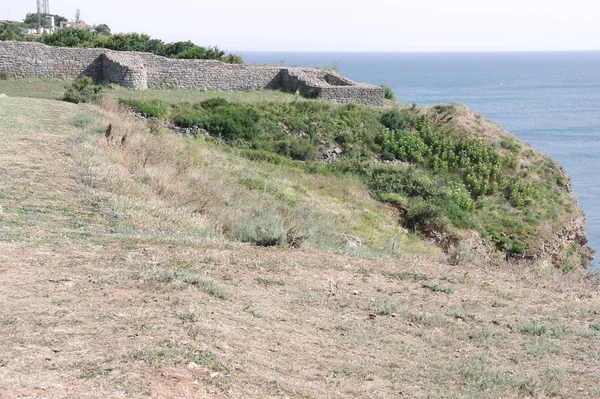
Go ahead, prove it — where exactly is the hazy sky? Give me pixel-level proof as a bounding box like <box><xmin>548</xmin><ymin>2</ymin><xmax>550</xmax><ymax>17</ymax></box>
<box><xmin>3</xmin><ymin>0</ymin><xmax>599</xmax><ymax>52</ymax></box>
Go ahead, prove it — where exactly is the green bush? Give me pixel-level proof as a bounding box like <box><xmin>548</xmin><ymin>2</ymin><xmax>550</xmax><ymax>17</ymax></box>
<box><xmin>379</xmin><ymin>84</ymin><xmax>396</xmax><ymax>101</ymax></box>
<box><xmin>63</xmin><ymin>77</ymin><xmax>102</xmax><ymax>104</ymax></box>
<box><xmin>289</xmin><ymin>138</ymin><xmax>316</xmax><ymax>161</ymax></box>
<box><xmin>370</xmin><ymin>166</ymin><xmax>440</xmax><ymax>200</ymax></box>
<box><xmin>403</xmin><ymin>199</ymin><xmax>446</xmax><ymax>232</ymax></box>
<box><xmin>233</xmin><ymin>216</ymin><xmax>286</xmax><ymax>247</ymax></box>
<box><xmin>381</xmin><ymin>110</ymin><xmax>409</xmax><ymax>131</ymax></box>
<box><xmin>72</xmin><ymin>113</ymin><xmax>94</xmax><ymax>129</ymax></box>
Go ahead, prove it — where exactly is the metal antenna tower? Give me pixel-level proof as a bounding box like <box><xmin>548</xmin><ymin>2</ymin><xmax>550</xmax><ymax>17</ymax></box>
<box><xmin>36</xmin><ymin>0</ymin><xmax>49</xmax><ymax>15</ymax></box>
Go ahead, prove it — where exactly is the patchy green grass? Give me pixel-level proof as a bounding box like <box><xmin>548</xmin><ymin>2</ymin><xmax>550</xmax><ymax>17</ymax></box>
<box><xmin>422</xmin><ymin>281</ymin><xmax>455</xmax><ymax>294</ymax></box>
<box><xmin>0</xmin><ymin>77</ymin><xmax>295</xmax><ymax>103</ymax></box>
<box><xmin>127</xmin><ymin>340</ymin><xmax>230</xmax><ymax>372</ymax></box>
<box><xmin>387</xmin><ymin>271</ymin><xmax>430</xmax><ymax>281</ymax></box>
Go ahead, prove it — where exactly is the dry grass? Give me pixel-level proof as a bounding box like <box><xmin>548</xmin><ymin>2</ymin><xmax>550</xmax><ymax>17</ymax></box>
<box><xmin>0</xmin><ymin>95</ymin><xmax>599</xmax><ymax>398</ymax></box>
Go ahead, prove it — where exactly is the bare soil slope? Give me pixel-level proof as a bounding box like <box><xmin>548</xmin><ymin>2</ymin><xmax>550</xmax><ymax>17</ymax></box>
<box><xmin>0</xmin><ymin>97</ymin><xmax>599</xmax><ymax>398</ymax></box>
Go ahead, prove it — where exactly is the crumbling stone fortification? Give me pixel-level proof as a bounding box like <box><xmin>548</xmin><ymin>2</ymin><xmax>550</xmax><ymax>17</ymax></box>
<box><xmin>0</xmin><ymin>41</ymin><xmax>384</xmax><ymax>106</ymax></box>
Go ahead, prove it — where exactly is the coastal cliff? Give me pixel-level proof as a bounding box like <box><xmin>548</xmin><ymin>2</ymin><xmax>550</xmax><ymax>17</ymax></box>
<box><xmin>431</xmin><ymin>103</ymin><xmax>593</xmax><ymax>268</ymax></box>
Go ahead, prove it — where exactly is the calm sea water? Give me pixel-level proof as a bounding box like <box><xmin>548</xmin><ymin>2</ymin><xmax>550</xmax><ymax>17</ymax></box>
<box><xmin>239</xmin><ymin>51</ymin><xmax>600</xmax><ymax>271</ymax></box>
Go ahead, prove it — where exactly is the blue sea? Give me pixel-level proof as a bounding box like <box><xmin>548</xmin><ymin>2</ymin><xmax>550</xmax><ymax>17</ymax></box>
<box><xmin>241</xmin><ymin>51</ymin><xmax>600</xmax><ymax>270</ymax></box>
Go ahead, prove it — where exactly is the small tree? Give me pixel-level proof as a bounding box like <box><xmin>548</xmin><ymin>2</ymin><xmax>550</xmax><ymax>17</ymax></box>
<box><xmin>94</xmin><ymin>24</ymin><xmax>111</xmax><ymax>35</ymax></box>
<box><xmin>0</xmin><ymin>23</ymin><xmax>24</xmax><ymax>41</ymax></box>
<box><xmin>41</xmin><ymin>28</ymin><xmax>96</xmax><ymax>47</ymax></box>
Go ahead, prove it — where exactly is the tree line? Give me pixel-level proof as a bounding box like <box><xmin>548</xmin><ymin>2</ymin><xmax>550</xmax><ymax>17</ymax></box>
<box><xmin>0</xmin><ymin>13</ymin><xmax>242</xmax><ymax>64</ymax></box>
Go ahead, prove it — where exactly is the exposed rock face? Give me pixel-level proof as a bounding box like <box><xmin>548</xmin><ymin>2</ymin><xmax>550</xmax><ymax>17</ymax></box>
<box><xmin>316</xmin><ymin>147</ymin><xmax>344</xmax><ymax>163</ymax></box>
<box><xmin>544</xmin><ymin>215</ymin><xmax>591</xmax><ymax>264</ymax></box>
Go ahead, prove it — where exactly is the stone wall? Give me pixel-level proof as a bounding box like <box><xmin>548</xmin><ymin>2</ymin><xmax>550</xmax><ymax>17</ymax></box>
<box><xmin>101</xmin><ymin>52</ymin><xmax>148</xmax><ymax>90</ymax></box>
<box><xmin>0</xmin><ymin>41</ymin><xmax>384</xmax><ymax>106</ymax></box>
<box><xmin>0</xmin><ymin>41</ymin><xmax>104</xmax><ymax>81</ymax></box>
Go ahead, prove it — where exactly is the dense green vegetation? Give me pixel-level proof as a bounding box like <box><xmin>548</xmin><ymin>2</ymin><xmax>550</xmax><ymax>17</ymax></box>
<box><xmin>0</xmin><ymin>22</ymin><xmax>24</xmax><ymax>41</ymax></box>
<box><xmin>22</xmin><ymin>12</ymin><xmax>68</xmax><ymax>28</ymax></box>
<box><xmin>120</xmin><ymin>97</ymin><xmax>576</xmax><ymax>261</ymax></box>
<box><xmin>0</xmin><ymin>21</ymin><xmax>242</xmax><ymax>64</ymax></box>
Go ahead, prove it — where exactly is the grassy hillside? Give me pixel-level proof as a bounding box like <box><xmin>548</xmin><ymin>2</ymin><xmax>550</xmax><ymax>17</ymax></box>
<box><xmin>0</xmin><ymin>84</ymin><xmax>599</xmax><ymax>398</ymax></box>
<box><xmin>0</xmin><ymin>78</ymin><xmax>593</xmax><ymax>267</ymax></box>
<box><xmin>116</xmin><ymin>93</ymin><xmax>591</xmax><ymax>268</ymax></box>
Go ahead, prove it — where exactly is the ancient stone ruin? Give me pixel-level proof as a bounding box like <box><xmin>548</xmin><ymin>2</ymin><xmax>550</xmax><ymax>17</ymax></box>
<box><xmin>0</xmin><ymin>41</ymin><xmax>385</xmax><ymax>106</ymax></box>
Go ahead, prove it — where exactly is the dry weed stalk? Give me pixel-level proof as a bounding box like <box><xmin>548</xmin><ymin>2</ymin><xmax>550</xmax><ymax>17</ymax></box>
<box><xmin>105</xmin><ymin>123</ymin><xmax>112</xmax><ymax>145</ymax></box>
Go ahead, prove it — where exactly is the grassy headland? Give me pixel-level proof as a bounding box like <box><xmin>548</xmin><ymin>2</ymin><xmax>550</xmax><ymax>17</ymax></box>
<box><xmin>0</xmin><ymin>80</ymin><xmax>598</xmax><ymax>398</ymax></box>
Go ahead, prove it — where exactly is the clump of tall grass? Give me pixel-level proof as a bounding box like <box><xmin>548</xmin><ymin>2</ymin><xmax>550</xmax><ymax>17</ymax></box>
<box><xmin>233</xmin><ymin>214</ymin><xmax>286</xmax><ymax>247</ymax></box>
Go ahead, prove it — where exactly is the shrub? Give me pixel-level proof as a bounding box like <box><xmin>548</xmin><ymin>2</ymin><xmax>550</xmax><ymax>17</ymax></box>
<box><xmin>381</xmin><ymin>110</ymin><xmax>408</xmax><ymax>131</ymax></box>
<box><xmin>517</xmin><ymin>321</ymin><xmax>548</xmax><ymax>336</ymax></box>
<box><xmin>404</xmin><ymin>200</ymin><xmax>445</xmax><ymax>232</ymax></box>
<box><xmin>233</xmin><ymin>215</ymin><xmax>286</xmax><ymax>247</ymax></box>
<box><xmin>379</xmin><ymin>84</ymin><xmax>396</xmax><ymax>101</ymax></box>
<box><xmin>72</xmin><ymin>113</ymin><xmax>94</xmax><ymax>129</ymax></box>
<box><xmin>374</xmin><ymin>300</ymin><xmax>398</xmax><ymax>315</ymax></box>
<box><xmin>63</xmin><ymin>77</ymin><xmax>102</xmax><ymax>104</ymax></box>
<box><xmin>289</xmin><ymin>138</ymin><xmax>316</xmax><ymax>161</ymax></box>
<box><xmin>370</xmin><ymin>167</ymin><xmax>439</xmax><ymax>200</ymax></box>
<box><xmin>505</xmin><ymin>177</ymin><xmax>540</xmax><ymax>207</ymax></box>
<box><xmin>446</xmin><ymin>240</ymin><xmax>480</xmax><ymax>266</ymax></box>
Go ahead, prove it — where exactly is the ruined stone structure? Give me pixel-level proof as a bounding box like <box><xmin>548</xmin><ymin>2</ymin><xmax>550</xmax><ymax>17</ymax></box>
<box><xmin>0</xmin><ymin>41</ymin><xmax>385</xmax><ymax>106</ymax></box>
